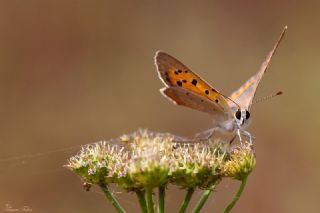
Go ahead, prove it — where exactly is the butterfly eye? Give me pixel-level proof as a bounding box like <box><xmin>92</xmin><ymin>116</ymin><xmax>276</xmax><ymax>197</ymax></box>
<box><xmin>246</xmin><ymin>110</ymin><xmax>250</xmax><ymax>119</ymax></box>
<box><xmin>235</xmin><ymin>110</ymin><xmax>241</xmax><ymax>120</ymax></box>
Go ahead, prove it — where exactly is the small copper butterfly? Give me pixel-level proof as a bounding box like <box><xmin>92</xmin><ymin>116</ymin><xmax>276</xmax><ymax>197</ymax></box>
<box><xmin>154</xmin><ymin>26</ymin><xmax>287</xmax><ymax>144</ymax></box>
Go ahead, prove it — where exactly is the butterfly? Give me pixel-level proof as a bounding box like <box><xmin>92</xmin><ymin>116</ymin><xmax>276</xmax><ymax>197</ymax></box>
<box><xmin>154</xmin><ymin>26</ymin><xmax>287</xmax><ymax>144</ymax></box>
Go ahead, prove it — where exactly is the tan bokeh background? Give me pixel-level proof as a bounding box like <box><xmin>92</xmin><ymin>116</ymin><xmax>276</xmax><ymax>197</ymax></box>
<box><xmin>0</xmin><ymin>1</ymin><xmax>318</xmax><ymax>212</ymax></box>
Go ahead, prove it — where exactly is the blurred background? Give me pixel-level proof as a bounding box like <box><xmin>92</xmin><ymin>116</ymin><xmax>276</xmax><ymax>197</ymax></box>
<box><xmin>0</xmin><ymin>1</ymin><xmax>318</xmax><ymax>212</ymax></box>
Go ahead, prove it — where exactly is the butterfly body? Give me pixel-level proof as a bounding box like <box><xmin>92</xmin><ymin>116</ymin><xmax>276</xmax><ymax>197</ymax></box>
<box><xmin>154</xmin><ymin>27</ymin><xmax>287</xmax><ymax>143</ymax></box>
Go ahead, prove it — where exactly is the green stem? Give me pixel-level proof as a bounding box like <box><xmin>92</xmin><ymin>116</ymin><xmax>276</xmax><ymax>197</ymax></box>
<box><xmin>99</xmin><ymin>184</ymin><xmax>126</xmax><ymax>213</ymax></box>
<box><xmin>178</xmin><ymin>187</ymin><xmax>195</xmax><ymax>213</ymax></box>
<box><xmin>136</xmin><ymin>190</ymin><xmax>148</xmax><ymax>213</ymax></box>
<box><xmin>146</xmin><ymin>188</ymin><xmax>154</xmax><ymax>213</ymax></box>
<box><xmin>223</xmin><ymin>176</ymin><xmax>248</xmax><ymax>213</ymax></box>
<box><xmin>158</xmin><ymin>186</ymin><xmax>165</xmax><ymax>213</ymax></box>
<box><xmin>192</xmin><ymin>184</ymin><xmax>217</xmax><ymax>213</ymax></box>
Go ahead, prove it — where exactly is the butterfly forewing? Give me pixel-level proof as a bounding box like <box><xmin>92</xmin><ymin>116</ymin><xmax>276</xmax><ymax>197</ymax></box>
<box><xmin>228</xmin><ymin>26</ymin><xmax>287</xmax><ymax>110</ymax></box>
<box><xmin>155</xmin><ymin>51</ymin><xmax>232</xmax><ymax>115</ymax></box>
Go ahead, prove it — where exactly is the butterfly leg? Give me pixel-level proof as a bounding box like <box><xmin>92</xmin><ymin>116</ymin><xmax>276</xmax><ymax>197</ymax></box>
<box><xmin>242</xmin><ymin>130</ymin><xmax>254</xmax><ymax>145</ymax></box>
<box><xmin>229</xmin><ymin>134</ymin><xmax>237</xmax><ymax>144</ymax></box>
<box><xmin>237</xmin><ymin>129</ymin><xmax>242</xmax><ymax>144</ymax></box>
<box><xmin>193</xmin><ymin>128</ymin><xmax>216</xmax><ymax>142</ymax></box>
<box><xmin>237</xmin><ymin>129</ymin><xmax>243</xmax><ymax>145</ymax></box>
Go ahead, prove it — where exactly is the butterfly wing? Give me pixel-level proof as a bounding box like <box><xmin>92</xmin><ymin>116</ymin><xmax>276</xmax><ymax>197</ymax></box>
<box><xmin>228</xmin><ymin>26</ymin><xmax>287</xmax><ymax>110</ymax></box>
<box><xmin>155</xmin><ymin>51</ymin><xmax>232</xmax><ymax>117</ymax></box>
<box><xmin>161</xmin><ymin>87</ymin><xmax>230</xmax><ymax>123</ymax></box>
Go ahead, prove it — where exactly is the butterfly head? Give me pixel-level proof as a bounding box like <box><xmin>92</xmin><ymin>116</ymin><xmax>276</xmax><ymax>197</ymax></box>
<box><xmin>235</xmin><ymin>109</ymin><xmax>250</xmax><ymax>127</ymax></box>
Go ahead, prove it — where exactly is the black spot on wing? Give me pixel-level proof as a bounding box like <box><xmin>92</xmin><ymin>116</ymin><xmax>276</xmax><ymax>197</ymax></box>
<box><xmin>177</xmin><ymin>81</ymin><xmax>182</xmax><ymax>87</ymax></box>
<box><xmin>211</xmin><ymin>88</ymin><xmax>217</xmax><ymax>92</ymax></box>
<box><xmin>192</xmin><ymin>79</ymin><xmax>197</xmax><ymax>86</ymax></box>
<box><xmin>205</xmin><ymin>90</ymin><xmax>209</xmax><ymax>95</ymax></box>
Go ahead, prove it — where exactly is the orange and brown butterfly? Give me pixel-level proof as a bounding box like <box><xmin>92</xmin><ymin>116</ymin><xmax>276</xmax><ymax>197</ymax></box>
<box><xmin>154</xmin><ymin>26</ymin><xmax>287</xmax><ymax>143</ymax></box>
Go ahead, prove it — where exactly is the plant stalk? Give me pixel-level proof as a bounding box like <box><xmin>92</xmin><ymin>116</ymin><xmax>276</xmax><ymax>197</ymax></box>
<box><xmin>158</xmin><ymin>186</ymin><xmax>165</xmax><ymax>213</ymax></box>
<box><xmin>99</xmin><ymin>184</ymin><xmax>126</xmax><ymax>213</ymax></box>
<box><xmin>223</xmin><ymin>175</ymin><xmax>248</xmax><ymax>213</ymax></box>
<box><xmin>192</xmin><ymin>184</ymin><xmax>217</xmax><ymax>213</ymax></box>
<box><xmin>136</xmin><ymin>190</ymin><xmax>148</xmax><ymax>213</ymax></box>
<box><xmin>178</xmin><ymin>187</ymin><xmax>195</xmax><ymax>213</ymax></box>
<box><xmin>146</xmin><ymin>188</ymin><xmax>154</xmax><ymax>213</ymax></box>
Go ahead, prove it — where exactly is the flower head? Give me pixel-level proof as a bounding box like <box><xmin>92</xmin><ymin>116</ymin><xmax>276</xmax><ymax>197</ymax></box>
<box><xmin>223</xmin><ymin>144</ymin><xmax>256</xmax><ymax>180</ymax></box>
<box><xmin>66</xmin><ymin>129</ymin><xmax>256</xmax><ymax>190</ymax></box>
<box><xmin>169</xmin><ymin>142</ymin><xmax>226</xmax><ymax>189</ymax></box>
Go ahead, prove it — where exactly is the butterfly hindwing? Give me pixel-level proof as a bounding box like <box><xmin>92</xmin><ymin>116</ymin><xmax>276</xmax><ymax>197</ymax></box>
<box><xmin>161</xmin><ymin>87</ymin><xmax>230</xmax><ymax>122</ymax></box>
<box><xmin>155</xmin><ymin>51</ymin><xmax>232</xmax><ymax>115</ymax></box>
<box><xmin>228</xmin><ymin>26</ymin><xmax>287</xmax><ymax>110</ymax></box>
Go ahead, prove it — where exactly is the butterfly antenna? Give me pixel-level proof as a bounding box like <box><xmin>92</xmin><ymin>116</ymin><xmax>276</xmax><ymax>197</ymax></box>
<box><xmin>250</xmin><ymin>91</ymin><xmax>283</xmax><ymax>109</ymax></box>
